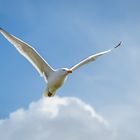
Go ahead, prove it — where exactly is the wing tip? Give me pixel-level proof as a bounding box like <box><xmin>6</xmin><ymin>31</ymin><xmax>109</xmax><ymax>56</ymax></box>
<box><xmin>114</xmin><ymin>41</ymin><xmax>122</xmax><ymax>49</ymax></box>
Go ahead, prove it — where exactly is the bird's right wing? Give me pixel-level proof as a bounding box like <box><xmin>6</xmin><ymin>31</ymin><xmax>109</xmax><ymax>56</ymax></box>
<box><xmin>0</xmin><ymin>28</ymin><xmax>54</xmax><ymax>78</ymax></box>
<box><xmin>70</xmin><ymin>42</ymin><xmax>122</xmax><ymax>71</ymax></box>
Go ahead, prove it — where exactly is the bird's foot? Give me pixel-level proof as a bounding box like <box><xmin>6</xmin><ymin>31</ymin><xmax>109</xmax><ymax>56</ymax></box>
<box><xmin>48</xmin><ymin>91</ymin><xmax>53</xmax><ymax>97</ymax></box>
<box><xmin>43</xmin><ymin>90</ymin><xmax>53</xmax><ymax>97</ymax></box>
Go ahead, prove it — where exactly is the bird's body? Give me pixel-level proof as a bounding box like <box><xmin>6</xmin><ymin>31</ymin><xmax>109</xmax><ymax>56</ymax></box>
<box><xmin>46</xmin><ymin>68</ymin><xmax>69</xmax><ymax>96</ymax></box>
<box><xmin>0</xmin><ymin>28</ymin><xmax>122</xmax><ymax>97</ymax></box>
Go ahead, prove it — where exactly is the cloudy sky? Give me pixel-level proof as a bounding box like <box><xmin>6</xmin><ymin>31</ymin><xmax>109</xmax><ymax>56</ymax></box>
<box><xmin>0</xmin><ymin>0</ymin><xmax>140</xmax><ymax>139</ymax></box>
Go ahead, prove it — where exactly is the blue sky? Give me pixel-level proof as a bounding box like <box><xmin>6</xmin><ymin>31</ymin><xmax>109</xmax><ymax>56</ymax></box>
<box><xmin>0</xmin><ymin>0</ymin><xmax>140</xmax><ymax>139</ymax></box>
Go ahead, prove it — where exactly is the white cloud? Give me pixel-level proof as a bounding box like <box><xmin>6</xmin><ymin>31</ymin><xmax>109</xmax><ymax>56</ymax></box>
<box><xmin>0</xmin><ymin>97</ymin><xmax>115</xmax><ymax>140</ymax></box>
<box><xmin>0</xmin><ymin>96</ymin><xmax>139</xmax><ymax>140</ymax></box>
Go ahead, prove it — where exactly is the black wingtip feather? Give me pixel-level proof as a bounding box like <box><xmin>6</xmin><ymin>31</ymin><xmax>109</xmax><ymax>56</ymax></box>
<box><xmin>114</xmin><ymin>41</ymin><xmax>122</xmax><ymax>48</ymax></box>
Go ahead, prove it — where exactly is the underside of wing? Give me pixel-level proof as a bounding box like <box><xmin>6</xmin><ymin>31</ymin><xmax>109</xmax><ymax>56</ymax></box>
<box><xmin>0</xmin><ymin>28</ymin><xmax>54</xmax><ymax>78</ymax></box>
<box><xmin>70</xmin><ymin>42</ymin><xmax>122</xmax><ymax>71</ymax></box>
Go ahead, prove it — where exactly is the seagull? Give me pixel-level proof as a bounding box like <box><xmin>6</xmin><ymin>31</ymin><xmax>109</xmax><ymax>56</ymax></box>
<box><xmin>0</xmin><ymin>28</ymin><xmax>122</xmax><ymax>97</ymax></box>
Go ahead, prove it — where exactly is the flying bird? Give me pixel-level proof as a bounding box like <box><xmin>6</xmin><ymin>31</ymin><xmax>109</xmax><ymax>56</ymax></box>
<box><xmin>0</xmin><ymin>28</ymin><xmax>122</xmax><ymax>97</ymax></box>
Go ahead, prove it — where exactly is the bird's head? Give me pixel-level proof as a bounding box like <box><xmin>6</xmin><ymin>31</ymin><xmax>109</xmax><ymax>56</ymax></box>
<box><xmin>58</xmin><ymin>68</ymin><xmax>72</xmax><ymax>75</ymax></box>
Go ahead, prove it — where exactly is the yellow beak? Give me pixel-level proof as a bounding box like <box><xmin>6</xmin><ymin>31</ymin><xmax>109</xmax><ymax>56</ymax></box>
<box><xmin>67</xmin><ymin>69</ymin><xmax>73</xmax><ymax>74</ymax></box>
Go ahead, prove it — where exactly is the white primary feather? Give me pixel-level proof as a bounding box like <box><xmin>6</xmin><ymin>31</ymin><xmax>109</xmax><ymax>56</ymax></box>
<box><xmin>70</xmin><ymin>42</ymin><xmax>122</xmax><ymax>71</ymax></box>
<box><xmin>0</xmin><ymin>28</ymin><xmax>54</xmax><ymax>78</ymax></box>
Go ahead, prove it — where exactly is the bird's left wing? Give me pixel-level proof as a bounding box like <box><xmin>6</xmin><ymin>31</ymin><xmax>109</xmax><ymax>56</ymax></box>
<box><xmin>0</xmin><ymin>28</ymin><xmax>54</xmax><ymax>78</ymax></box>
<box><xmin>70</xmin><ymin>42</ymin><xmax>122</xmax><ymax>71</ymax></box>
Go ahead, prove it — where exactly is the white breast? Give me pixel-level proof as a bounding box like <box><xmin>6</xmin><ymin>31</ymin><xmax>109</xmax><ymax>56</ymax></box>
<box><xmin>48</xmin><ymin>72</ymin><xmax>67</xmax><ymax>93</ymax></box>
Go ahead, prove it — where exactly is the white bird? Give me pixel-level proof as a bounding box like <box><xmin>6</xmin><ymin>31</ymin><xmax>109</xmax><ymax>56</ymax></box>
<box><xmin>0</xmin><ymin>28</ymin><xmax>122</xmax><ymax>97</ymax></box>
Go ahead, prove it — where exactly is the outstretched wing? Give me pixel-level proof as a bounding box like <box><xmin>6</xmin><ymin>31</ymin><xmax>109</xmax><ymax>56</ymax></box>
<box><xmin>0</xmin><ymin>28</ymin><xmax>54</xmax><ymax>78</ymax></box>
<box><xmin>70</xmin><ymin>42</ymin><xmax>122</xmax><ymax>71</ymax></box>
